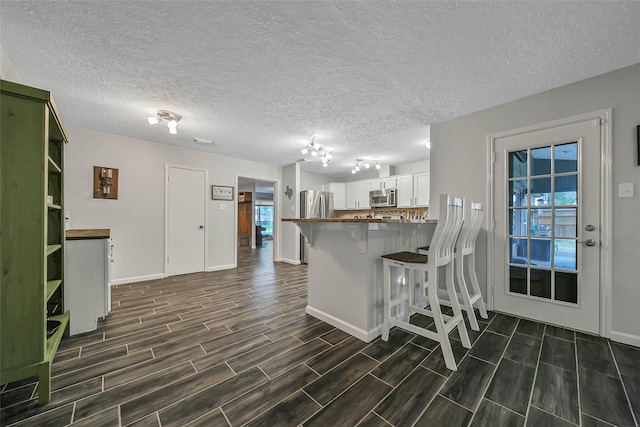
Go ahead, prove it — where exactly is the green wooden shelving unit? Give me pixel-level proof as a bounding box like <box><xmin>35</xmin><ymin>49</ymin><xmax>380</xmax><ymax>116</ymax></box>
<box><xmin>1</xmin><ymin>79</ymin><xmax>70</xmax><ymax>404</ymax></box>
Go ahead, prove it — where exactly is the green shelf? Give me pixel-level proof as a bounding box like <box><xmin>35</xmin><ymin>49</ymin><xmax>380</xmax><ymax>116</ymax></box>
<box><xmin>45</xmin><ymin>312</ymin><xmax>69</xmax><ymax>362</ymax></box>
<box><xmin>46</xmin><ymin>280</ymin><xmax>62</xmax><ymax>301</ymax></box>
<box><xmin>47</xmin><ymin>156</ymin><xmax>61</xmax><ymax>173</ymax></box>
<box><xmin>46</xmin><ymin>244</ymin><xmax>61</xmax><ymax>256</ymax></box>
<box><xmin>2</xmin><ymin>79</ymin><xmax>68</xmax><ymax>405</ymax></box>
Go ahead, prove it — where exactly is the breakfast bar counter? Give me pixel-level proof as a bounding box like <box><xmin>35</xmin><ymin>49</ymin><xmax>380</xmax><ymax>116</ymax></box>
<box><xmin>282</xmin><ymin>218</ymin><xmax>437</xmax><ymax>341</ymax></box>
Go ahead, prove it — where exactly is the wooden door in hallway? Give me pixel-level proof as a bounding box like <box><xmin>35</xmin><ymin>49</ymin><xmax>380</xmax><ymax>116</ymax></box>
<box><xmin>166</xmin><ymin>166</ymin><xmax>207</xmax><ymax>276</ymax></box>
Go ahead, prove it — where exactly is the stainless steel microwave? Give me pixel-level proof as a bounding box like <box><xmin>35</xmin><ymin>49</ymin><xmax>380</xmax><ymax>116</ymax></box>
<box><xmin>370</xmin><ymin>188</ymin><xmax>397</xmax><ymax>208</ymax></box>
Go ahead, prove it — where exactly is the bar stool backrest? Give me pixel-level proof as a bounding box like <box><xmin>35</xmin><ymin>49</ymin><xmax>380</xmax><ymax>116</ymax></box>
<box><xmin>430</xmin><ymin>195</ymin><xmax>465</xmax><ymax>267</ymax></box>
<box><xmin>457</xmin><ymin>202</ymin><xmax>484</xmax><ymax>257</ymax></box>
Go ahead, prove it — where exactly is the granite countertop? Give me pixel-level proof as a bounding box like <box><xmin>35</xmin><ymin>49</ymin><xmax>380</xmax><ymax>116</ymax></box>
<box><xmin>66</xmin><ymin>229</ymin><xmax>111</xmax><ymax>240</ymax></box>
<box><xmin>281</xmin><ymin>218</ymin><xmax>437</xmax><ymax>224</ymax></box>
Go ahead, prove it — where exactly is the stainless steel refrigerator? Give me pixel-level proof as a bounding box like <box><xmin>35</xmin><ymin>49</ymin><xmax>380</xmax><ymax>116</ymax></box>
<box><xmin>300</xmin><ymin>190</ymin><xmax>334</xmax><ymax>264</ymax></box>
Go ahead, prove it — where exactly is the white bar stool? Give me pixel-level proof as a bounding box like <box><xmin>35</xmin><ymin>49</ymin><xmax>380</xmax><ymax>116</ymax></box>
<box><xmin>381</xmin><ymin>195</ymin><xmax>471</xmax><ymax>371</ymax></box>
<box><xmin>454</xmin><ymin>201</ymin><xmax>488</xmax><ymax>330</ymax></box>
<box><xmin>418</xmin><ymin>201</ymin><xmax>488</xmax><ymax>331</ymax></box>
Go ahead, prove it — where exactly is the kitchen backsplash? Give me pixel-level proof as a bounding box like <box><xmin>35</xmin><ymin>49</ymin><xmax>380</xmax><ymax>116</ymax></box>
<box><xmin>334</xmin><ymin>207</ymin><xmax>429</xmax><ymax>220</ymax></box>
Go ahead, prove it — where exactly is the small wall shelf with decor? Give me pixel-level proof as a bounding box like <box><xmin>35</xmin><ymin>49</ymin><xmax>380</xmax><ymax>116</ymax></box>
<box><xmin>0</xmin><ymin>80</ymin><xmax>70</xmax><ymax>404</ymax></box>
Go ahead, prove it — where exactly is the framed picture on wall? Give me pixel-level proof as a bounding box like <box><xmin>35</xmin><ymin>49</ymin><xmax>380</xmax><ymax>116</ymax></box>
<box><xmin>212</xmin><ymin>185</ymin><xmax>234</xmax><ymax>201</ymax></box>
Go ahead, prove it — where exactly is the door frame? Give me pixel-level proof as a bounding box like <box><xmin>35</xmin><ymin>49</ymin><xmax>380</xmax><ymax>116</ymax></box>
<box><xmin>234</xmin><ymin>174</ymin><xmax>278</xmax><ymax>267</ymax></box>
<box><xmin>487</xmin><ymin>109</ymin><xmax>612</xmax><ymax>337</ymax></box>
<box><xmin>164</xmin><ymin>164</ymin><xmax>209</xmax><ymax>276</ymax></box>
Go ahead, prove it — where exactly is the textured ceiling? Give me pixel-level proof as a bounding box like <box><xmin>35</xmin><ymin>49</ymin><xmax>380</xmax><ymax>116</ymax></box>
<box><xmin>2</xmin><ymin>1</ymin><xmax>639</xmax><ymax>176</ymax></box>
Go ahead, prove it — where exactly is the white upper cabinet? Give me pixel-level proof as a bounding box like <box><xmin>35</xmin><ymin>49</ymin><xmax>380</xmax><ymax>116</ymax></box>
<box><xmin>382</xmin><ymin>177</ymin><xmax>397</xmax><ymax>189</ymax></box>
<box><xmin>346</xmin><ymin>182</ymin><xmax>358</xmax><ymax>209</ymax></box>
<box><xmin>370</xmin><ymin>177</ymin><xmax>397</xmax><ymax>190</ymax></box>
<box><xmin>345</xmin><ymin>180</ymin><xmax>372</xmax><ymax>209</ymax></box>
<box><xmin>397</xmin><ymin>172</ymin><xmax>430</xmax><ymax>207</ymax></box>
<box><xmin>330</xmin><ymin>183</ymin><xmax>346</xmax><ymax>210</ymax></box>
<box><xmin>413</xmin><ymin>172</ymin><xmax>430</xmax><ymax>207</ymax></box>
<box><xmin>338</xmin><ymin>174</ymin><xmax>425</xmax><ymax>210</ymax></box>
<box><xmin>397</xmin><ymin>175</ymin><xmax>414</xmax><ymax>207</ymax></box>
<box><xmin>357</xmin><ymin>181</ymin><xmax>371</xmax><ymax>209</ymax></box>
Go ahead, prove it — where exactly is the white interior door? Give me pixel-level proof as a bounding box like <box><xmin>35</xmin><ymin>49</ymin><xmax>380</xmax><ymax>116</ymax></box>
<box><xmin>493</xmin><ymin>118</ymin><xmax>601</xmax><ymax>334</ymax></box>
<box><xmin>167</xmin><ymin>166</ymin><xmax>206</xmax><ymax>276</ymax></box>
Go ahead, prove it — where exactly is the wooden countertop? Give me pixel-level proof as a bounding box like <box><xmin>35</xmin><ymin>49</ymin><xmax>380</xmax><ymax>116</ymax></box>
<box><xmin>282</xmin><ymin>218</ymin><xmax>437</xmax><ymax>224</ymax></box>
<box><xmin>66</xmin><ymin>229</ymin><xmax>111</xmax><ymax>240</ymax></box>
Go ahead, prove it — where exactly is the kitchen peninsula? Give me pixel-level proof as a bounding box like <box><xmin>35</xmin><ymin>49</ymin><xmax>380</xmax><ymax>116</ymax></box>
<box><xmin>282</xmin><ymin>217</ymin><xmax>437</xmax><ymax>341</ymax></box>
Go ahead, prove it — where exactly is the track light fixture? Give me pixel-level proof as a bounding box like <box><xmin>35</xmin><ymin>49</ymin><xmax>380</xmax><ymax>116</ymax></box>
<box><xmin>147</xmin><ymin>110</ymin><xmax>182</xmax><ymax>135</ymax></box>
<box><xmin>301</xmin><ymin>132</ymin><xmax>332</xmax><ymax>167</ymax></box>
<box><xmin>352</xmin><ymin>159</ymin><xmax>381</xmax><ymax>174</ymax></box>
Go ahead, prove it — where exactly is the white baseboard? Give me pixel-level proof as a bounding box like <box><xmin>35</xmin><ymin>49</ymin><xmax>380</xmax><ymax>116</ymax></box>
<box><xmin>207</xmin><ymin>264</ymin><xmax>236</xmax><ymax>272</ymax></box>
<box><xmin>305</xmin><ymin>306</ymin><xmax>380</xmax><ymax>342</ymax></box>
<box><xmin>609</xmin><ymin>330</ymin><xmax>640</xmax><ymax>348</ymax></box>
<box><xmin>110</xmin><ymin>273</ymin><xmax>166</xmax><ymax>286</ymax></box>
<box><xmin>279</xmin><ymin>258</ymin><xmax>301</xmax><ymax>265</ymax></box>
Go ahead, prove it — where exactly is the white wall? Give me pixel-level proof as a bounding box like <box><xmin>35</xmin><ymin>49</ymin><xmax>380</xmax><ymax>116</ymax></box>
<box><xmin>300</xmin><ymin>170</ymin><xmax>333</xmax><ymax>192</ymax></box>
<box><xmin>279</xmin><ymin>163</ymin><xmax>300</xmax><ymax>264</ymax></box>
<box><xmin>431</xmin><ymin>63</ymin><xmax>640</xmax><ymax>343</ymax></box>
<box><xmin>0</xmin><ymin>45</ymin><xmax>22</xmax><ymax>83</ymax></box>
<box><xmin>397</xmin><ymin>160</ymin><xmax>430</xmax><ymax>175</ymax></box>
<box><xmin>65</xmin><ymin>128</ymin><xmax>279</xmax><ymax>283</ymax></box>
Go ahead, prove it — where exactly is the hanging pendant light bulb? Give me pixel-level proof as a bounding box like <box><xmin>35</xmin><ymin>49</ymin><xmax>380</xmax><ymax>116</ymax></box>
<box><xmin>375</xmin><ymin>162</ymin><xmax>381</xmax><ymax>170</ymax></box>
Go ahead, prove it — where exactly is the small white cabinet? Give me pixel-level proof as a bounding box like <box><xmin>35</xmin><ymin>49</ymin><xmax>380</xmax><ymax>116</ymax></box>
<box><xmin>65</xmin><ymin>234</ymin><xmax>111</xmax><ymax>335</ymax></box>
<box><xmin>357</xmin><ymin>181</ymin><xmax>371</xmax><ymax>209</ymax></box>
<box><xmin>346</xmin><ymin>181</ymin><xmax>371</xmax><ymax>209</ymax></box>
<box><xmin>397</xmin><ymin>172</ymin><xmax>430</xmax><ymax>207</ymax></box>
<box><xmin>413</xmin><ymin>172</ymin><xmax>430</xmax><ymax>207</ymax></box>
<box><xmin>329</xmin><ymin>183</ymin><xmax>346</xmax><ymax>210</ymax></box>
<box><xmin>370</xmin><ymin>177</ymin><xmax>397</xmax><ymax>190</ymax></box>
<box><xmin>346</xmin><ymin>182</ymin><xmax>358</xmax><ymax>209</ymax></box>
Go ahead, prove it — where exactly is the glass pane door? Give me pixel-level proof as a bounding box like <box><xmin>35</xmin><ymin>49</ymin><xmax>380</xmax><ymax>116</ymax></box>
<box><xmin>255</xmin><ymin>206</ymin><xmax>273</xmax><ymax>238</ymax></box>
<box><xmin>507</xmin><ymin>142</ymin><xmax>579</xmax><ymax>304</ymax></box>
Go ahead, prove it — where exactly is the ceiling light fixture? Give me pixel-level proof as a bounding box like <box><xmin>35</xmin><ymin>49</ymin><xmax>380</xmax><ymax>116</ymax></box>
<box><xmin>352</xmin><ymin>159</ymin><xmax>381</xmax><ymax>174</ymax></box>
<box><xmin>425</xmin><ymin>139</ymin><xmax>431</xmax><ymax>149</ymax></box>
<box><xmin>301</xmin><ymin>132</ymin><xmax>332</xmax><ymax>167</ymax></box>
<box><xmin>147</xmin><ymin>110</ymin><xmax>182</xmax><ymax>135</ymax></box>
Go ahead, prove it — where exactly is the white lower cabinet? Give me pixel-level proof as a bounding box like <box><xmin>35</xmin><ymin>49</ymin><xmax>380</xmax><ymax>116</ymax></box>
<box><xmin>65</xmin><ymin>238</ymin><xmax>111</xmax><ymax>335</ymax></box>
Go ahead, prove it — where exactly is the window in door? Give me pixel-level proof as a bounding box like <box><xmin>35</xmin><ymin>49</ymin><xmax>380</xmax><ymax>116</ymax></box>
<box><xmin>508</xmin><ymin>142</ymin><xmax>579</xmax><ymax>304</ymax></box>
<box><xmin>255</xmin><ymin>206</ymin><xmax>274</xmax><ymax>239</ymax></box>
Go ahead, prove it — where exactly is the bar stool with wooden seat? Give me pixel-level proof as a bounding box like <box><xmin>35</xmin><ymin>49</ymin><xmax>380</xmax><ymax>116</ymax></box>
<box><xmin>417</xmin><ymin>201</ymin><xmax>489</xmax><ymax>331</ymax></box>
<box><xmin>381</xmin><ymin>195</ymin><xmax>471</xmax><ymax>371</ymax></box>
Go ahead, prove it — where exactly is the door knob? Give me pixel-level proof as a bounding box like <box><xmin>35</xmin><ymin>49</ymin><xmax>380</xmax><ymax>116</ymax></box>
<box><xmin>585</xmin><ymin>224</ymin><xmax>595</xmax><ymax>231</ymax></box>
<box><xmin>199</xmin><ymin>225</ymin><xmax>204</xmax><ymax>229</ymax></box>
<box><xmin>577</xmin><ymin>238</ymin><xmax>597</xmax><ymax>247</ymax></box>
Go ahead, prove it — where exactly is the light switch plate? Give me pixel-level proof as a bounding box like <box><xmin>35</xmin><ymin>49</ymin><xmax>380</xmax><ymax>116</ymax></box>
<box><xmin>619</xmin><ymin>182</ymin><xmax>634</xmax><ymax>198</ymax></box>
<box><xmin>219</xmin><ymin>203</ymin><xmax>226</xmax><ymax>210</ymax></box>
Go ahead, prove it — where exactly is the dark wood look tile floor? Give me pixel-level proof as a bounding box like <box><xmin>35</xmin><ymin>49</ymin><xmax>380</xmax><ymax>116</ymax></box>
<box><xmin>1</xmin><ymin>241</ymin><xmax>639</xmax><ymax>426</ymax></box>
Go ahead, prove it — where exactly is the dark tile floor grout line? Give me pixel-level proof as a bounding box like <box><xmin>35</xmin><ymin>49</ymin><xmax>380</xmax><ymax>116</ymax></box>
<box><xmin>575</xmin><ymin>327</ymin><xmax>585</xmax><ymax>427</ymax></box>
<box><xmin>608</xmin><ymin>340</ymin><xmax>640</xmax><ymax>427</ymax></box>
<box><xmin>522</xmin><ymin>322</ymin><xmax>547</xmax><ymax>426</ymax></box>
<box><xmin>465</xmin><ymin>317</ymin><xmax>520</xmax><ymax>426</ymax></box>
